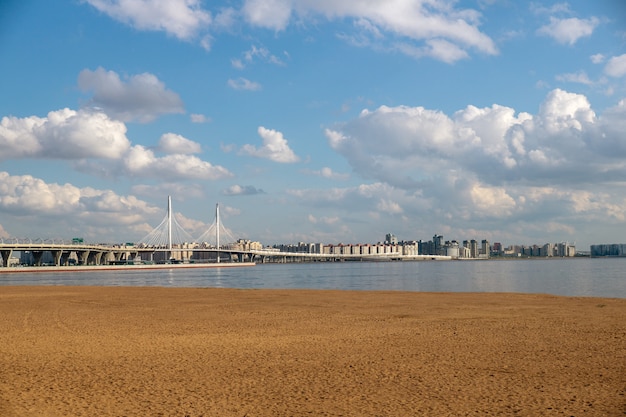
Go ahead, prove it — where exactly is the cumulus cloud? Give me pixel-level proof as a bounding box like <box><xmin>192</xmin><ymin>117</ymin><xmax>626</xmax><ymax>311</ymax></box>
<box><xmin>313</xmin><ymin>89</ymin><xmax>626</xmax><ymax>242</ymax></box>
<box><xmin>158</xmin><ymin>133</ymin><xmax>202</xmax><ymax>154</ymax></box>
<box><xmin>123</xmin><ymin>145</ymin><xmax>233</xmax><ymax>180</ymax></box>
<box><xmin>0</xmin><ymin>108</ymin><xmax>130</xmax><ymax>160</ymax></box>
<box><xmin>537</xmin><ymin>17</ymin><xmax>599</xmax><ymax>45</ymax></box>
<box><xmin>0</xmin><ymin>171</ymin><xmax>161</xmax><ymax>240</ymax></box>
<box><xmin>221</xmin><ymin>185</ymin><xmax>265</xmax><ymax>196</ymax></box>
<box><xmin>240</xmin><ymin>0</ymin><xmax>497</xmax><ymax>63</ymax></box>
<box><xmin>325</xmin><ymin>88</ymin><xmax>615</xmax><ymax>190</ymax></box>
<box><xmin>0</xmin><ymin>107</ymin><xmax>231</xmax><ymax>182</ymax></box>
<box><xmin>242</xmin><ymin>0</ymin><xmax>292</xmax><ymax>31</ymax></box>
<box><xmin>604</xmin><ymin>54</ymin><xmax>626</xmax><ymax>78</ymax></box>
<box><xmin>590</xmin><ymin>53</ymin><xmax>605</xmax><ymax>64</ymax></box>
<box><xmin>83</xmin><ymin>0</ymin><xmax>211</xmax><ymax>40</ymax></box>
<box><xmin>78</xmin><ymin>67</ymin><xmax>184</xmax><ymax>122</ymax></box>
<box><xmin>227</xmin><ymin>77</ymin><xmax>262</xmax><ymax>91</ymax></box>
<box><xmin>240</xmin><ymin>126</ymin><xmax>300</xmax><ymax>163</ymax></box>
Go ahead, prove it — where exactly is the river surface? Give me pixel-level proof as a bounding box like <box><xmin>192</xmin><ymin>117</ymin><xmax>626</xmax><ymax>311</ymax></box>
<box><xmin>1</xmin><ymin>257</ymin><xmax>625</xmax><ymax>298</ymax></box>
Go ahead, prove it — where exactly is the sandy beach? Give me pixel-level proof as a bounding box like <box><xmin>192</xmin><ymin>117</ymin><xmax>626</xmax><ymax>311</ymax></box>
<box><xmin>0</xmin><ymin>286</ymin><xmax>624</xmax><ymax>416</ymax></box>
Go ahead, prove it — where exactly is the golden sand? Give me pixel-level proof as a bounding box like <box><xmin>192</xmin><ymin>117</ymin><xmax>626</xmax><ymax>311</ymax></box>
<box><xmin>0</xmin><ymin>286</ymin><xmax>624</xmax><ymax>416</ymax></box>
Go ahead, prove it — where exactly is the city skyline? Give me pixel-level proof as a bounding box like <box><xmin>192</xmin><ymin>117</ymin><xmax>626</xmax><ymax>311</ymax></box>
<box><xmin>1</xmin><ymin>1</ymin><xmax>626</xmax><ymax>250</ymax></box>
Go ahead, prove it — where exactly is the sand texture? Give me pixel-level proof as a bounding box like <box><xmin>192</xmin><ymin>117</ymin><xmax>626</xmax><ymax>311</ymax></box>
<box><xmin>0</xmin><ymin>286</ymin><xmax>625</xmax><ymax>416</ymax></box>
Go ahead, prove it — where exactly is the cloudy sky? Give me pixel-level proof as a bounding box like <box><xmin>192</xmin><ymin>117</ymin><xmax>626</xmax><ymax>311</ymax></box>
<box><xmin>1</xmin><ymin>0</ymin><xmax>625</xmax><ymax>249</ymax></box>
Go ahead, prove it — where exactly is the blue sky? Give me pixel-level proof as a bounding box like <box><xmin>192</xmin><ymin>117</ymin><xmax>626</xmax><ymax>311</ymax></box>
<box><xmin>1</xmin><ymin>0</ymin><xmax>626</xmax><ymax>249</ymax></box>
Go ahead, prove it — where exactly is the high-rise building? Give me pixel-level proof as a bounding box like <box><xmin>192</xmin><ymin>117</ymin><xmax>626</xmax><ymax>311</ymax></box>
<box><xmin>385</xmin><ymin>233</ymin><xmax>398</xmax><ymax>245</ymax></box>
<box><xmin>481</xmin><ymin>240</ymin><xmax>490</xmax><ymax>258</ymax></box>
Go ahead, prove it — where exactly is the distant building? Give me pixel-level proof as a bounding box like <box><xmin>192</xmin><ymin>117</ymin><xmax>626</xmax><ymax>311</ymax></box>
<box><xmin>444</xmin><ymin>241</ymin><xmax>460</xmax><ymax>259</ymax></box>
<box><xmin>590</xmin><ymin>244</ymin><xmax>626</xmax><ymax>257</ymax></box>
<box><xmin>385</xmin><ymin>233</ymin><xmax>398</xmax><ymax>245</ymax></box>
<box><xmin>480</xmin><ymin>240</ymin><xmax>490</xmax><ymax>259</ymax></box>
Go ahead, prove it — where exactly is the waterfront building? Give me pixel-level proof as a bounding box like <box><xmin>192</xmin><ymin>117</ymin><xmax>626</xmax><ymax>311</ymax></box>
<box><xmin>385</xmin><ymin>233</ymin><xmax>398</xmax><ymax>245</ymax></box>
<box><xmin>590</xmin><ymin>243</ymin><xmax>626</xmax><ymax>257</ymax></box>
<box><xmin>480</xmin><ymin>240</ymin><xmax>490</xmax><ymax>259</ymax></box>
<box><xmin>470</xmin><ymin>240</ymin><xmax>478</xmax><ymax>258</ymax></box>
<box><xmin>445</xmin><ymin>241</ymin><xmax>460</xmax><ymax>259</ymax></box>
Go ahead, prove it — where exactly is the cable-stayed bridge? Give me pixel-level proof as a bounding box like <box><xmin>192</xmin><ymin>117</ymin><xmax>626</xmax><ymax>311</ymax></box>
<box><xmin>0</xmin><ymin>196</ymin><xmax>247</xmax><ymax>267</ymax></box>
<box><xmin>136</xmin><ymin>196</ymin><xmax>237</xmax><ymax>250</ymax></box>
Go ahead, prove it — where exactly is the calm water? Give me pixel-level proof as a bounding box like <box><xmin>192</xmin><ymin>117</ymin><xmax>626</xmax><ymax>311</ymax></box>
<box><xmin>1</xmin><ymin>257</ymin><xmax>625</xmax><ymax>298</ymax></box>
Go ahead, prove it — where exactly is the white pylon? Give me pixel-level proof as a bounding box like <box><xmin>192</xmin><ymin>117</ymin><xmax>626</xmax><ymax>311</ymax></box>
<box><xmin>216</xmin><ymin>203</ymin><xmax>220</xmax><ymax>263</ymax></box>
<box><xmin>168</xmin><ymin>195</ymin><xmax>173</xmax><ymax>257</ymax></box>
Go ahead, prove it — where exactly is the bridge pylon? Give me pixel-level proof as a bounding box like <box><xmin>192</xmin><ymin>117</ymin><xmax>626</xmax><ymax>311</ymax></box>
<box><xmin>137</xmin><ymin>196</ymin><xmax>194</xmax><ymax>254</ymax></box>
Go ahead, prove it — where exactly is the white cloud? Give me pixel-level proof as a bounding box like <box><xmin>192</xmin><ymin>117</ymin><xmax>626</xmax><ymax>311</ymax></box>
<box><xmin>231</xmin><ymin>58</ymin><xmax>245</xmax><ymax>69</ymax></box>
<box><xmin>325</xmin><ymin>89</ymin><xmax>626</xmax><ymax>196</ymax></box>
<box><xmin>85</xmin><ymin>1</ymin><xmax>496</xmax><ymax>63</ymax></box>
<box><xmin>242</xmin><ymin>0</ymin><xmax>292</xmax><ymax>31</ymax></box>
<box><xmin>0</xmin><ymin>108</ymin><xmax>130</xmax><ymax>160</ymax></box>
<box><xmin>0</xmin><ymin>107</ymin><xmax>236</xmax><ymax>183</ymax></box>
<box><xmin>240</xmin><ymin>0</ymin><xmax>497</xmax><ymax>63</ymax></box>
<box><xmin>308</xmin><ymin>89</ymin><xmax>626</xmax><ymax>242</ymax></box>
<box><xmin>78</xmin><ymin>67</ymin><xmax>184</xmax><ymax>122</ymax></box>
<box><xmin>123</xmin><ymin>145</ymin><xmax>233</xmax><ymax>180</ymax></box>
<box><xmin>158</xmin><ymin>133</ymin><xmax>202</xmax><ymax>154</ymax></box>
<box><xmin>84</xmin><ymin>0</ymin><xmax>211</xmax><ymax>40</ymax></box>
<box><xmin>240</xmin><ymin>126</ymin><xmax>300</xmax><ymax>163</ymax></box>
<box><xmin>537</xmin><ymin>16</ymin><xmax>599</xmax><ymax>45</ymax></box>
<box><xmin>190</xmin><ymin>113</ymin><xmax>211</xmax><ymax>123</ymax></box>
<box><xmin>604</xmin><ymin>54</ymin><xmax>626</xmax><ymax>78</ymax></box>
<box><xmin>227</xmin><ymin>77</ymin><xmax>262</xmax><ymax>91</ymax></box>
<box><xmin>307</xmin><ymin>214</ymin><xmax>339</xmax><ymax>225</ymax></box>
<box><xmin>555</xmin><ymin>71</ymin><xmax>594</xmax><ymax>85</ymax></box>
<box><xmin>469</xmin><ymin>184</ymin><xmax>516</xmax><ymax>216</ymax></box>
<box><xmin>395</xmin><ymin>39</ymin><xmax>470</xmax><ymax>64</ymax></box>
<box><xmin>213</xmin><ymin>7</ymin><xmax>237</xmax><ymax>30</ymax></box>
<box><xmin>308</xmin><ymin>167</ymin><xmax>350</xmax><ymax>180</ymax></box>
<box><xmin>376</xmin><ymin>199</ymin><xmax>403</xmax><ymax>214</ymax></box>
<box><xmin>222</xmin><ymin>185</ymin><xmax>265</xmax><ymax>196</ymax></box>
<box><xmin>590</xmin><ymin>53</ymin><xmax>605</xmax><ymax>64</ymax></box>
<box><xmin>0</xmin><ymin>171</ymin><xmax>161</xmax><ymax>240</ymax></box>
<box><xmin>235</xmin><ymin>45</ymin><xmax>286</xmax><ymax>68</ymax></box>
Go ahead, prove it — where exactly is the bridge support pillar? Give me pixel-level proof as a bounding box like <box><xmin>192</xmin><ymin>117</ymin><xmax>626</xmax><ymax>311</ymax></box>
<box><xmin>52</xmin><ymin>250</ymin><xmax>62</xmax><ymax>266</ymax></box>
<box><xmin>60</xmin><ymin>251</ymin><xmax>72</xmax><ymax>266</ymax></box>
<box><xmin>1</xmin><ymin>249</ymin><xmax>12</xmax><ymax>267</ymax></box>
<box><xmin>88</xmin><ymin>251</ymin><xmax>102</xmax><ymax>265</ymax></box>
<box><xmin>76</xmin><ymin>250</ymin><xmax>90</xmax><ymax>265</ymax></box>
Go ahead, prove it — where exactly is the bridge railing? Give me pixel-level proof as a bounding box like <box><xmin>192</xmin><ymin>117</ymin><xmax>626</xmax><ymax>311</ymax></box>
<box><xmin>0</xmin><ymin>237</ymin><xmax>82</xmax><ymax>245</ymax></box>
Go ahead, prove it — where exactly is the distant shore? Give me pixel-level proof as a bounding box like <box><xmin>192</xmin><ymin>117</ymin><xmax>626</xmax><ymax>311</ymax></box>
<box><xmin>1</xmin><ymin>286</ymin><xmax>624</xmax><ymax>416</ymax></box>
